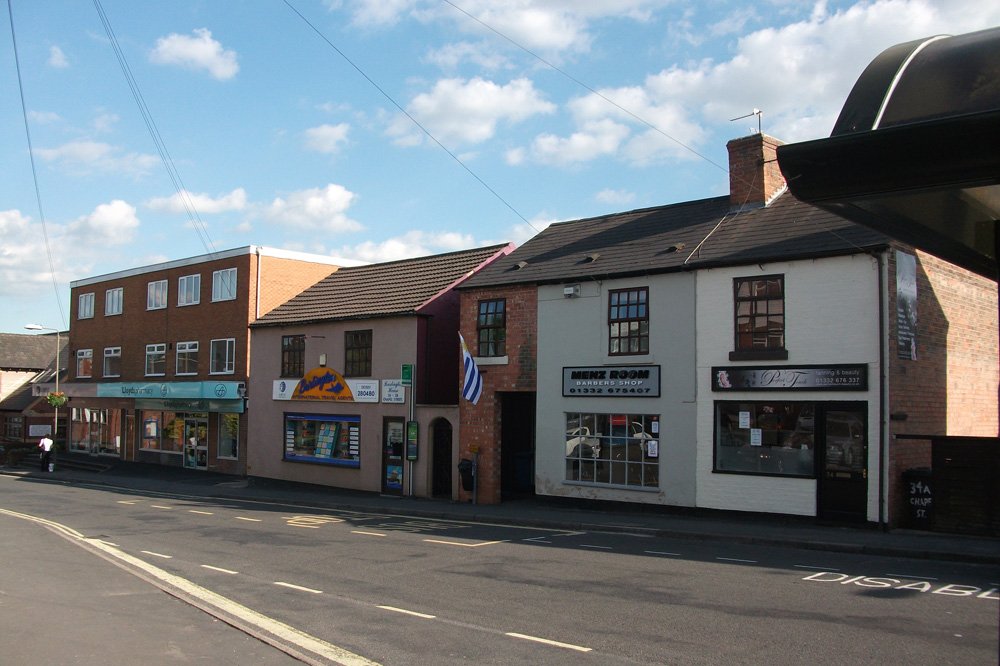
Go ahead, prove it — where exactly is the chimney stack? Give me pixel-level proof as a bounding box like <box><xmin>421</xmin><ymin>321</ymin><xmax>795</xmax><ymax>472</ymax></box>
<box><xmin>727</xmin><ymin>133</ymin><xmax>786</xmax><ymax>211</ymax></box>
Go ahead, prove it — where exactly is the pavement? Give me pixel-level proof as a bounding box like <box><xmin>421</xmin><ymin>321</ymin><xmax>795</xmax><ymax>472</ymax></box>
<box><xmin>3</xmin><ymin>453</ymin><xmax>998</xmax><ymax>566</ymax></box>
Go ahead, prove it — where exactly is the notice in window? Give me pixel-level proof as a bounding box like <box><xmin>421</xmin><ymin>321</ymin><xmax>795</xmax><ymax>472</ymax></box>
<box><xmin>739</xmin><ymin>411</ymin><xmax>751</xmax><ymax>429</ymax></box>
<box><xmin>750</xmin><ymin>428</ymin><xmax>763</xmax><ymax>446</ymax></box>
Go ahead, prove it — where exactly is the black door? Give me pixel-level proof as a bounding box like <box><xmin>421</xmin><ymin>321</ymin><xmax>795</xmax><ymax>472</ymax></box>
<box><xmin>500</xmin><ymin>392</ymin><xmax>536</xmax><ymax>498</ymax></box>
<box><xmin>817</xmin><ymin>404</ymin><xmax>868</xmax><ymax>522</ymax></box>
<box><xmin>431</xmin><ymin>419</ymin><xmax>453</xmax><ymax>498</ymax></box>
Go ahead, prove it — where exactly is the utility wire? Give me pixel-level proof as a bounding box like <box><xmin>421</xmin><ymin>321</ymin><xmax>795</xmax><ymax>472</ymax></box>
<box><xmin>6</xmin><ymin>0</ymin><xmax>66</xmax><ymax>328</ymax></box>
<box><xmin>282</xmin><ymin>0</ymin><xmax>540</xmax><ymax>233</ymax></box>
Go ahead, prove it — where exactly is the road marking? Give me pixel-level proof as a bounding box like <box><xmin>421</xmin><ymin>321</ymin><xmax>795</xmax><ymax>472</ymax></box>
<box><xmin>377</xmin><ymin>605</ymin><xmax>436</xmax><ymax>619</ymax></box>
<box><xmin>352</xmin><ymin>530</ymin><xmax>387</xmax><ymax>537</ymax></box>
<box><xmin>580</xmin><ymin>544</ymin><xmax>612</xmax><ymax>550</ymax></box>
<box><xmin>506</xmin><ymin>632</ymin><xmax>592</xmax><ymax>652</ymax></box>
<box><xmin>117</xmin><ymin>500</ymin><xmax>139</xmax><ymax>505</ymax></box>
<box><xmin>795</xmin><ymin>565</ymin><xmax>840</xmax><ymax>571</ymax></box>
<box><xmin>716</xmin><ymin>557</ymin><xmax>757</xmax><ymax>563</ymax></box>
<box><xmin>885</xmin><ymin>573</ymin><xmax>938</xmax><ymax>580</ymax></box>
<box><xmin>141</xmin><ymin>550</ymin><xmax>172</xmax><ymax>559</ymax></box>
<box><xmin>235</xmin><ymin>516</ymin><xmax>262</xmax><ymax>522</ymax></box>
<box><xmin>645</xmin><ymin>550</ymin><xmax>681</xmax><ymax>556</ymax></box>
<box><xmin>274</xmin><ymin>581</ymin><xmax>323</xmax><ymax>594</ymax></box>
<box><xmin>189</xmin><ymin>510</ymin><xmax>214</xmax><ymax>515</ymax></box>
<box><xmin>423</xmin><ymin>538</ymin><xmax>505</xmax><ymax>548</ymax></box>
<box><xmin>523</xmin><ymin>537</ymin><xmax>552</xmax><ymax>543</ymax></box>
<box><xmin>150</xmin><ymin>505</ymin><xmax>172</xmax><ymax>510</ymax></box>
<box><xmin>202</xmin><ymin>565</ymin><xmax>239</xmax><ymax>575</ymax></box>
<box><xmin>285</xmin><ymin>515</ymin><xmax>346</xmax><ymax>528</ymax></box>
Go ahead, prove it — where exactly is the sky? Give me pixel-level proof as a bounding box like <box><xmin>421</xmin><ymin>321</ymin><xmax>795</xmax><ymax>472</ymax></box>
<box><xmin>2</xmin><ymin>0</ymin><xmax>998</xmax><ymax>335</ymax></box>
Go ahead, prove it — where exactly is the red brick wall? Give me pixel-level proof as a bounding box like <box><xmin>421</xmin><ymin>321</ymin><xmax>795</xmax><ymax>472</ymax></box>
<box><xmin>458</xmin><ymin>285</ymin><xmax>537</xmax><ymax>504</ymax></box>
<box><xmin>727</xmin><ymin>133</ymin><xmax>786</xmax><ymax>209</ymax></box>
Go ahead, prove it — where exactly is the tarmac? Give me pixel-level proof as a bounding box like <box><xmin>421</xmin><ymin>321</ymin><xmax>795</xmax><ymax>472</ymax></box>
<box><xmin>3</xmin><ymin>453</ymin><xmax>998</xmax><ymax>566</ymax></box>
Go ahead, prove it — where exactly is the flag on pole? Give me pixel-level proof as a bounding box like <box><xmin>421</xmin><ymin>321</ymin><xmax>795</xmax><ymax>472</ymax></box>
<box><xmin>459</xmin><ymin>332</ymin><xmax>482</xmax><ymax>405</ymax></box>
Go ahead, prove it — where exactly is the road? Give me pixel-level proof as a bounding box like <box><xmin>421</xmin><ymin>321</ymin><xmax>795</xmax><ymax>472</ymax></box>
<box><xmin>1</xmin><ymin>474</ymin><xmax>997</xmax><ymax>665</ymax></box>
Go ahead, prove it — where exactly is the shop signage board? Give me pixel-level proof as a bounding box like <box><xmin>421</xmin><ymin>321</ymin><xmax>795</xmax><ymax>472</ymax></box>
<box><xmin>711</xmin><ymin>364</ymin><xmax>868</xmax><ymax>391</ymax></box>
<box><xmin>272</xmin><ymin>375</ymin><xmax>379</xmax><ymax>403</ymax></box>
<box><xmin>562</xmin><ymin>365</ymin><xmax>660</xmax><ymax>397</ymax></box>
<box><xmin>97</xmin><ymin>381</ymin><xmax>244</xmax><ymax>400</ymax></box>
<box><xmin>381</xmin><ymin>380</ymin><xmax>405</xmax><ymax>404</ymax></box>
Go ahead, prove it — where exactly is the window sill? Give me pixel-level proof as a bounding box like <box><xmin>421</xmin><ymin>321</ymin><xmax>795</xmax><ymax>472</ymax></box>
<box><xmin>728</xmin><ymin>350</ymin><xmax>788</xmax><ymax>361</ymax></box>
<box><xmin>563</xmin><ymin>480</ymin><xmax>659</xmax><ymax>492</ymax></box>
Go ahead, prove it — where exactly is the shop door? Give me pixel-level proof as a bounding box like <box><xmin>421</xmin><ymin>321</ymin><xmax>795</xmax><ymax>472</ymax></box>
<box><xmin>817</xmin><ymin>405</ymin><xmax>868</xmax><ymax>522</ymax></box>
<box><xmin>382</xmin><ymin>417</ymin><xmax>404</xmax><ymax>495</ymax></box>
<box><xmin>500</xmin><ymin>392</ymin><xmax>536</xmax><ymax>498</ymax></box>
<box><xmin>183</xmin><ymin>417</ymin><xmax>208</xmax><ymax>470</ymax></box>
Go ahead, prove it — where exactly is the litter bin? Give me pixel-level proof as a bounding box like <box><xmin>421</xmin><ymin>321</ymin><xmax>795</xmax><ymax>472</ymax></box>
<box><xmin>902</xmin><ymin>467</ymin><xmax>933</xmax><ymax>529</ymax></box>
<box><xmin>457</xmin><ymin>458</ymin><xmax>475</xmax><ymax>492</ymax></box>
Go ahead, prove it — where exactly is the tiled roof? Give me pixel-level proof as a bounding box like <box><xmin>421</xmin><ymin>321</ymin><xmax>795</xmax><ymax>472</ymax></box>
<box><xmin>459</xmin><ymin>192</ymin><xmax>891</xmax><ymax>289</ymax></box>
<box><xmin>0</xmin><ymin>379</ymin><xmax>40</xmax><ymax>413</ymax></box>
<box><xmin>253</xmin><ymin>244</ymin><xmax>512</xmax><ymax>327</ymax></box>
<box><xmin>0</xmin><ymin>332</ymin><xmax>67</xmax><ymax>371</ymax></box>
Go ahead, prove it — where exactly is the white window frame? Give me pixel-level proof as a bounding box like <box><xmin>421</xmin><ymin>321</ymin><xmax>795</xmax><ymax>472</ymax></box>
<box><xmin>210</xmin><ymin>338</ymin><xmax>236</xmax><ymax>374</ymax></box>
<box><xmin>176</xmin><ymin>341</ymin><xmax>199</xmax><ymax>375</ymax></box>
<box><xmin>103</xmin><ymin>347</ymin><xmax>121</xmax><ymax>378</ymax></box>
<box><xmin>177</xmin><ymin>274</ymin><xmax>201</xmax><ymax>306</ymax></box>
<box><xmin>212</xmin><ymin>268</ymin><xmax>237</xmax><ymax>302</ymax></box>
<box><xmin>78</xmin><ymin>292</ymin><xmax>95</xmax><ymax>319</ymax></box>
<box><xmin>145</xmin><ymin>343</ymin><xmax>167</xmax><ymax>376</ymax></box>
<box><xmin>76</xmin><ymin>349</ymin><xmax>93</xmax><ymax>378</ymax></box>
<box><xmin>147</xmin><ymin>280</ymin><xmax>168</xmax><ymax>310</ymax></box>
<box><xmin>105</xmin><ymin>288</ymin><xmax>123</xmax><ymax>316</ymax></box>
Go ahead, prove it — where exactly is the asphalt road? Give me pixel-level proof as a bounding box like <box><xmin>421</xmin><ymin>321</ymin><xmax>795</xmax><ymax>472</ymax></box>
<box><xmin>2</xmin><ymin>474</ymin><xmax>997</xmax><ymax>665</ymax></box>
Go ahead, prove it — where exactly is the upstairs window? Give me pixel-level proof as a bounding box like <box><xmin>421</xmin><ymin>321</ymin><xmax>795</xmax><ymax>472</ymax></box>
<box><xmin>178</xmin><ymin>274</ymin><xmax>201</xmax><ymax>306</ymax></box>
<box><xmin>145</xmin><ymin>343</ymin><xmax>166</xmax><ymax>376</ymax></box>
<box><xmin>608</xmin><ymin>287</ymin><xmax>649</xmax><ymax>355</ymax></box>
<box><xmin>212</xmin><ymin>268</ymin><xmax>237</xmax><ymax>302</ymax></box>
<box><xmin>147</xmin><ymin>280</ymin><xmax>168</xmax><ymax>310</ymax></box>
<box><xmin>210</xmin><ymin>338</ymin><xmax>236</xmax><ymax>374</ymax></box>
<box><xmin>105</xmin><ymin>288</ymin><xmax>123</xmax><ymax>316</ymax></box>
<box><xmin>76</xmin><ymin>349</ymin><xmax>93</xmax><ymax>378</ymax></box>
<box><xmin>476</xmin><ymin>299</ymin><xmax>506</xmax><ymax>357</ymax></box>
<box><xmin>176</xmin><ymin>341</ymin><xmax>199</xmax><ymax>375</ymax></box>
<box><xmin>733</xmin><ymin>275</ymin><xmax>786</xmax><ymax>359</ymax></box>
<box><xmin>103</xmin><ymin>347</ymin><xmax>121</xmax><ymax>378</ymax></box>
<box><xmin>282</xmin><ymin>335</ymin><xmax>305</xmax><ymax>378</ymax></box>
<box><xmin>78</xmin><ymin>292</ymin><xmax>95</xmax><ymax>319</ymax></box>
<box><xmin>344</xmin><ymin>330</ymin><xmax>372</xmax><ymax>377</ymax></box>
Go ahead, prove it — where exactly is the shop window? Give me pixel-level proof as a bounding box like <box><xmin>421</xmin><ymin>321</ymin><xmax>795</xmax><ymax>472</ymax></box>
<box><xmin>103</xmin><ymin>347</ymin><xmax>121</xmax><ymax>378</ymax></box>
<box><xmin>344</xmin><ymin>330</ymin><xmax>372</xmax><ymax>377</ymax></box>
<box><xmin>145</xmin><ymin>343</ymin><xmax>166</xmax><ymax>376</ymax></box>
<box><xmin>105</xmin><ymin>287</ymin><xmax>123</xmax><ymax>316</ymax></box>
<box><xmin>565</xmin><ymin>412</ymin><xmax>659</xmax><ymax>488</ymax></box>
<box><xmin>147</xmin><ymin>280</ymin><xmax>168</xmax><ymax>310</ymax></box>
<box><xmin>714</xmin><ymin>401</ymin><xmax>814</xmax><ymax>477</ymax></box>
<box><xmin>176</xmin><ymin>341</ymin><xmax>199</xmax><ymax>375</ymax></box>
<box><xmin>210</xmin><ymin>338</ymin><xmax>235</xmax><ymax>374</ymax></box>
<box><xmin>608</xmin><ymin>287</ymin><xmax>649</xmax><ymax>355</ymax></box>
<box><xmin>284</xmin><ymin>413</ymin><xmax>360</xmax><ymax>467</ymax></box>
<box><xmin>219</xmin><ymin>414</ymin><xmax>239</xmax><ymax>459</ymax></box>
<box><xmin>140</xmin><ymin>411</ymin><xmax>195</xmax><ymax>454</ymax></box>
<box><xmin>76</xmin><ymin>349</ymin><xmax>93</xmax><ymax>378</ymax></box>
<box><xmin>732</xmin><ymin>276</ymin><xmax>786</xmax><ymax>360</ymax></box>
<box><xmin>212</xmin><ymin>268</ymin><xmax>237</xmax><ymax>302</ymax></box>
<box><xmin>70</xmin><ymin>408</ymin><xmax>122</xmax><ymax>456</ymax></box>
<box><xmin>281</xmin><ymin>334</ymin><xmax>305</xmax><ymax>378</ymax></box>
<box><xmin>178</xmin><ymin>274</ymin><xmax>201</xmax><ymax>306</ymax></box>
<box><xmin>476</xmin><ymin>299</ymin><xmax>506</xmax><ymax>356</ymax></box>
<box><xmin>78</xmin><ymin>292</ymin><xmax>95</xmax><ymax>319</ymax></box>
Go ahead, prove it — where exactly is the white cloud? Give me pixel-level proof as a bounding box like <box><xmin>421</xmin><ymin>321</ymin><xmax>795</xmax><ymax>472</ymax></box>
<box><xmin>595</xmin><ymin>188</ymin><xmax>636</xmax><ymax>205</ymax></box>
<box><xmin>388</xmin><ymin>77</ymin><xmax>555</xmax><ymax>147</ymax></box>
<box><xmin>48</xmin><ymin>45</ymin><xmax>68</xmax><ymax>68</ymax></box>
<box><xmin>263</xmin><ymin>184</ymin><xmax>363</xmax><ymax>232</ymax></box>
<box><xmin>332</xmin><ymin>229</ymin><xmax>477</xmax><ymax>263</ymax></box>
<box><xmin>34</xmin><ymin>140</ymin><xmax>158</xmax><ymax>177</ymax></box>
<box><xmin>146</xmin><ymin>188</ymin><xmax>247</xmax><ymax>214</ymax></box>
<box><xmin>527</xmin><ymin>118</ymin><xmax>631</xmax><ymax>166</ymax></box>
<box><xmin>28</xmin><ymin>110</ymin><xmax>61</xmax><ymax>124</ymax></box>
<box><xmin>424</xmin><ymin>41</ymin><xmax>511</xmax><ymax>71</ymax></box>
<box><xmin>67</xmin><ymin>200</ymin><xmax>140</xmax><ymax>246</ymax></box>
<box><xmin>149</xmin><ymin>28</ymin><xmax>239</xmax><ymax>80</ymax></box>
<box><xmin>304</xmin><ymin>123</ymin><xmax>351</xmax><ymax>154</ymax></box>
<box><xmin>92</xmin><ymin>112</ymin><xmax>119</xmax><ymax>133</ymax></box>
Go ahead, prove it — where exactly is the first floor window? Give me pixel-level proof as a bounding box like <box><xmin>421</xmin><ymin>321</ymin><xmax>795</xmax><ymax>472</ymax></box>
<box><xmin>283</xmin><ymin>413</ymin><xmax>360</xmax><ymax>467</ymax></box>
<box><xmin>212</xmin><ymin>268</ymin><xmax>237</xmax><ymax>301</ymax></box>
<box><xmin>147</xmin><ymin>280</ymin><xmax>168</xmax><ymax>310</ymax></box>
<box><xmin>146</xmin><ymin>343</ymin><xmax>166</xmax><ymax>376</ymax></box>
<box><xmin>76</xmin><ymin>349</ymin><xmax>93</xmax><ymax>378</ymax></box>
<box><xmin>714</xmin><ymin>401</ymin><xmax>815</xmax><ymax>477</ymax></box>
<box><xmin>609</xmin><ymin>287</ymin><xmax>649</xmax><ymax>355</ymax></box>
<box><xmin>178</xmin><ymin>274</ymin><xmax>201</xmax><ymax>306</ymax></box>
<box><xmin>176</xmin><ymin>341</ymin><xmax>199</xmax><ymax>375</ymax></box>
<box><xmin>105</xmin><ymin>287</ymin><xmax>123</xmax><ymax>316</ymax></box>
<box><xmin>78</xmin><ymin>292</ymin><xmax>95</xmax><ymax>319</ymax></box>
<box><xmin>282</xmin><ymin>334</ymin><xmax>305</xmax><ymax>377</ymax></box>
<box><xmin>210</xmin><ymin>338</ymin><xmax>235</xmax><ymax>374</ymax></box>
<box><xmin>103</xmin><ymin>347</ymin><xmax>121</xmax><ymax>377</ymax></box>
<box><xmin>565</xmin><ymin>412</ymin><xmax>659</xmax><ymax>488</ymax></box>
<box><xmin>734</xmin><ymin>275</ymin><xmax>785</xmax><ymax>353</ymax></box>
<box><xmin>219</xmin><ymin>414</ymin><xmax>239</xmax><ymax>459</ymax></box>
<box><xmin>344</xmin><ymin>330</ymin><xmax>372</xmax><ymax>377</ymax></box>
<box><xmin>476</xmin><ymin>299</ymin><xmax>506</xmax><ymax>356</ymax></box>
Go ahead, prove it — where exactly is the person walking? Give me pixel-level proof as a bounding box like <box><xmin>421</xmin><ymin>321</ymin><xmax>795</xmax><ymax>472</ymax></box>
<box><xmin>38</xmin><ymin>435</ymin><xmax>54</xmax><ymax>472</ymax></box>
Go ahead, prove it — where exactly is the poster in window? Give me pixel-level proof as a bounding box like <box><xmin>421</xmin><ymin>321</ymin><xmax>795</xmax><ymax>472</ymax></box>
<box><xmin>896</xmin><ymin>251</ymin><xmax>917</xmax><ymax>360</ymax></box>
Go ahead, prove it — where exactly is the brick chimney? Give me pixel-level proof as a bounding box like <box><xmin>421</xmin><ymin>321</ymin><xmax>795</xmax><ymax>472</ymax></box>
<box><xmin>727</xmin><ymin>133</ymin><xmax>786</xmax><ymax>211</ymax></box>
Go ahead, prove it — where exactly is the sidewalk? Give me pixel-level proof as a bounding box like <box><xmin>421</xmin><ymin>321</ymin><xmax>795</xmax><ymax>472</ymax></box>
<box><xmin>4</xmin><ymin>455</ymin><xmax>998</xmax><ymax>566</ymax></box>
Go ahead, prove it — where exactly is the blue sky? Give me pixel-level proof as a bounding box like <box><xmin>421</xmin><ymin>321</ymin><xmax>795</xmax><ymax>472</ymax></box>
<box><xmin>3</xmin><ymin>0</ymin><xmax>998</xmax><ymax>334</ymax></box>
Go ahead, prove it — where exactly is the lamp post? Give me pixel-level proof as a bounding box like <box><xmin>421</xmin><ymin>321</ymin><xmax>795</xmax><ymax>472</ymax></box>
<box><xmin>25</xmin><ymin>324</ymin><xmax>61</xmax><ymax>445</ymax></box>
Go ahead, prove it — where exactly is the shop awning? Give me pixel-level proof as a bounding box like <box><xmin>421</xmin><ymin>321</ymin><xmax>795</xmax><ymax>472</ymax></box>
<box><xmin>777</xmin><ymin>27</ymin><xmax>1000</xmax><ymax>279</ymax></box>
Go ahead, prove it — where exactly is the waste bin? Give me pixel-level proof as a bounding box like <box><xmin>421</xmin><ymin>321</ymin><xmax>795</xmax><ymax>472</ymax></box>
<box><xmin>457</xmin><ymin>458</ymin><xmax>475</xmax><ymax>492</ymax></box>
<box><xmin>902</xmin><ymin>467</ymin><xmax>933</xmax><ymax>529</ymax></box>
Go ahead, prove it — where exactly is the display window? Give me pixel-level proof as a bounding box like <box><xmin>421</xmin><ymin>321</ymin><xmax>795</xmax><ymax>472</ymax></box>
<box><xmin>565</xmin><ymin>412</ymin><xmax>659</xmax><ymax>488</ymax></box>
<box><xmin>70</xmin><ymin>408</ymin><xmax>123</xmax><ymax>456</ymax></box>
<box><xmin>284</xmin><ymin>413</ymin><xmax>361</xmax><ymax>467</ymax></box>
<box><xmin>714</xmin><ymin>401</ymin><xmax>814</xmax><ymax>476</ymax></box>
<box><xmin>140</xmin><ymin>411</ymin><xmax>207</xmax><ymax>454</ymax></box>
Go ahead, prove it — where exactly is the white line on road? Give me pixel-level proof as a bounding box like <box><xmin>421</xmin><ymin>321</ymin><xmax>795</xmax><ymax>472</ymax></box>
<box><xmin>189</xmin><ymin>510</ymin><xmax>214</xmax><ymax>515</ymax></box>
<box><xmin>274</xmin><ymin>581</ymin><xmax>323</xmax><ymax>594</ymax></box>
<box><xmin>795</xmin><ymin>565</ymin><xmax>840</xmax><ymax>571</ymax></box>
<box><xmin>202</xmin><ymin>565</ymin><xmax>239</xmax><ymax>575</ymax></box>
<box><xmin>644</xmin><ymin>550</ymin><xmax>681</xmax><ymax>556</ymax></box>
<box><xmin>377</xmin><ymin>605</ymin><xmax>436</xmax><ymax>619</ymax></box>
<box><xmin>716</xmin><ymin>557</ymin><xmax>757</xmax><ymax>563</ymax></box>
<box><xmin>140</xmin><ymin>550</ymin><xmax>172</xmax><ymax>559</ymax></box>
<box><xmin>235</xmin><ymin>516</ymin><xmax>262</xmax><ymax>522</ymax></box>
<box><xmin>352</xmin><ymin>530</ymin><xmax>387</xmax><ymax>537</ymax></box>
<box><xmin>580</xmin><ymin>544</ymin><xmax>612</xmax><ymax>550</ymax></box>
<box><xmin>506</xmin><ymin>632</ymin><xmax>592</xmax><ymax>652</ymax></box>
<box><xmin>423</xmin><ymin>539</ymin><xmax>505</xmax><ymax>548</ymax></box>
<box><xmin>523</xmin><ymin>537</ymin><xmax>552</xmax><ymax>543</ymax></box>
<box><xmin>150</xmin><ymin>505</ymin><xmax>172</xmax><ymax>510</ymax></box>
<box><xmin>116</xmin><ymin>500</ymin><xmax>138</xmax><ymax>505</ymax></box>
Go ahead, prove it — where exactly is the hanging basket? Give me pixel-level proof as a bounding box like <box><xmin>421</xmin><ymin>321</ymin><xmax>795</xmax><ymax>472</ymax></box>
<box><xmin>46</xmin><ymin>392</ymin><xmax>68</xmax><ymax>408</ymax></box>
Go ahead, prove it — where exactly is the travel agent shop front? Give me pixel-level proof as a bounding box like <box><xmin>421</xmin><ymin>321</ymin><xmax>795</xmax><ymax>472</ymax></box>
<box><xmin>55</xmin><ymin>380</ymin><xmax>247</xmax><ymax>473</ymax></box>
<box><xmin>250</xmin><ymin>364</ymin><xmax>453</xmax><ymax>498</ymax></box>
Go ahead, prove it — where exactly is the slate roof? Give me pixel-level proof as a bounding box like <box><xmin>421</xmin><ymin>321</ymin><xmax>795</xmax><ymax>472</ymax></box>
<box><xmin>253</xmin><ymin>244</ymin><xmax>513</xmax><ymax>327</ymax></box>
<box><xmin>0</xmin><ymin>332</ymin><xmax>68</xmax><ymax>371</ymax></box>
<box><xmin>459</xmin><ymin>191</ymin><xmax>892</xmax><ymax>289</ymax></box>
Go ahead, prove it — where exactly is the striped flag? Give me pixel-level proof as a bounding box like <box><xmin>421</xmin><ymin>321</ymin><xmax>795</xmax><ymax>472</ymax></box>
<box><xmin>459</xmin><ymin>332</ymin><xmax>482</xmax><ymax>405</ymax></box>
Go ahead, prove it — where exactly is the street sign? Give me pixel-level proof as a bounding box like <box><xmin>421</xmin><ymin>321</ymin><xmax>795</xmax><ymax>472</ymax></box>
<box><xmin>401</xmin><ymin>363</ymin><xmax>413</xmax><ymax>386</ymax></box>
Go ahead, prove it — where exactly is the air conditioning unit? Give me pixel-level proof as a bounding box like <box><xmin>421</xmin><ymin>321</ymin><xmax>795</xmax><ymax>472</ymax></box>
<box><xmin>563</xmin><ymin>284</ymin><xmax>581</xmax><ymax>298</ymax></box>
